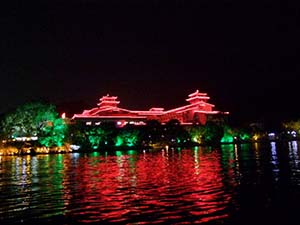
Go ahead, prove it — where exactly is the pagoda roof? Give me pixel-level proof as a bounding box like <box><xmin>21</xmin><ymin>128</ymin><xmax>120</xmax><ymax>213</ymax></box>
<box><xmin>188</xmin><ymin>90</ymin><xmax>208</xmax><ymax>97</ymax></box>
<box><xmin>99</xmin><ymin>94</ymin><xmax>118</xmax><ymax>100</ymax></box>
<box><xmin>72</xmin><ymin>89</ymin><xmax>226</xmax><ymax>120</ymax></box>
<box><xmin>186</xmin><ymin>95</ymin><xmax>210</xmax><ymax>102</ymax></box>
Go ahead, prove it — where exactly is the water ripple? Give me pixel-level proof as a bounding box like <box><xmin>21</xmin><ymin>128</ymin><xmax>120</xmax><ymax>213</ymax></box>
<box><xmin>2</xmin><ymin>143</ymin><xmax>300</xmax><ymax>224</ymax></box>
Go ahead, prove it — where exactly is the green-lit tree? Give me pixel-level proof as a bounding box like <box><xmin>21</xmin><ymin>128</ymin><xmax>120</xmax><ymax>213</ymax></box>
<box><xmin>0</xmin><ymin>102</ymin><xmax>67</xmax><ymax>147</ymax></box>
<box><xmin>189</xmin><ymin>125</ymin><xmax>206</xmax><ymax>144</ymax></box>
<box><xmin>39</xmin><ymin>117</ymin><xmax>68</xmax><ymax>147</ymax></box>
<box><xmin>69</xmin><ymin>124</ymin><xmax>113</xmax><ymax>150</ymax></box>
<box><xmin>221</xmin><ymin>125</ymin><xmax>235</xmax><ymax>143</ymax></box>
<box><xmin>85</xmin><ymin>128</ymin><xmax>105</xmax><ymax>149</ymax></box>
<box><xmin>115</xmin><ymin>129</ymin><xmax>140</xmax><ymax>147</ymax></box>
<box><xmin>220</xmin><ymin>125</ymin><xmax>251</xmax><ymax>143</ymax></box>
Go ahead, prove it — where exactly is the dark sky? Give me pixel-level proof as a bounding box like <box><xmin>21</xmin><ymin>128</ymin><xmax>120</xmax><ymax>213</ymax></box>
<box><xmin>1</xmin><ymin>0</ymin><xmax>300</xmax><ymax>126</ymax></box>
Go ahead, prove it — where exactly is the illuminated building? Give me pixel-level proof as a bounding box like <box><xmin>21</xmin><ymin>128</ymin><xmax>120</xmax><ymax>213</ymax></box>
<box><xmin>72</xmin><ymin>90</ymin><xmax>229</xmax><ymax>127</ymax></box>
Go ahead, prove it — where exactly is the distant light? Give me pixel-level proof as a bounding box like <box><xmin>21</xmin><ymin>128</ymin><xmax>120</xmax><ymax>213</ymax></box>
<box><xmin>15</xmin><ymin>136</ymin><xmax>38</xmax><ymax>141</ymax></box>
<box><xmin>72</xmin><ymin>153</ymin><xmax>80</xmax><ymax>158</ymax></box>
<box><xmin>268</xmin><ymin>133</ymin><xmax>275</xmax><ymax>136</ymax></box>
<box><xmin>16</xmin><ymin>137</ymin><xmax>25</xmax><ymax>141</ymax></box>
<box><xmin>117</xmin><ymin>121</ymin><xmax>122</xmax><ymax>125</ymax></box>
<box><xmin>253</xmin><ymin>135</ymin><xmax>259</xmax><ymax>141</ymax></box>
<box><xmin>70</xmin><ymin>145</ymin><xmax>80</xmax><ymax>150</ymax></box>
<box><xmin>61</xmin><ymin>112</ymin><xmax>66</xmax><ymax>119</ymax></box>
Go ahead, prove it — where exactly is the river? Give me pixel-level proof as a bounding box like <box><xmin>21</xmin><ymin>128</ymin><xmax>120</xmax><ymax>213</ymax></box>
<box><xmin>1</xmin><ymin>141</ymin><xmax>300</xmax><ymax>224</ymax></box>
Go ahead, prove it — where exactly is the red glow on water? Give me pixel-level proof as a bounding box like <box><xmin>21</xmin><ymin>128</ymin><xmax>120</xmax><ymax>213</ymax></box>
<box><xmin>63</xmin><ymin>149</ymin><xmax>234</xmax><ymax>223</ymax></box>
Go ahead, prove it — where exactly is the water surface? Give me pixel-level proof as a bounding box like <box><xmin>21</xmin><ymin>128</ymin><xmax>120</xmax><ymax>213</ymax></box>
<box><xmin>1</xmin><ymin>142</ymin><xmax>300</xmax><ymax>224</ymax></box>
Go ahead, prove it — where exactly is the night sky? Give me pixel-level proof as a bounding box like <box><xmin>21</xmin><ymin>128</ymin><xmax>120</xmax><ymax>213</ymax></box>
<box><xmin>1</xmin><ymin>1</ymin><xmax>300</xmax><ymax>127</ymax></box>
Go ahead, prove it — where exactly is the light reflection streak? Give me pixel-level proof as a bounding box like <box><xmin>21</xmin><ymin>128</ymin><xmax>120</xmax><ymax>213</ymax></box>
<box><xmin>270</xmin><ymin>141</ymin><xmax>279</xmax><ymax>180</ymax></box>
<box><xmin>63</xmin><ymin>149</ymin><xmax>235</xmax><ymax>223</ymax></box>
<box><xmin>0</xmin><ymin>149</ymin><xmax>237</xmax><ymax>224</ymax></box>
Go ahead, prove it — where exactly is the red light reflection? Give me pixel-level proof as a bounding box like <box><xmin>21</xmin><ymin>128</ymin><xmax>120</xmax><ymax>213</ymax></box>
<box><xmin>62</xmin><ymin>149</ymin><xmax>235</xmax><ymax>224</ymax></box>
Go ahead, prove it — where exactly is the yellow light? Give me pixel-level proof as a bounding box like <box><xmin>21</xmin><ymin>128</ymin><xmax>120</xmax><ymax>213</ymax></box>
<box><xmin>253</xmin><ymin>134</ymin><xmax>259</xmax><ymax>141</ymax></box>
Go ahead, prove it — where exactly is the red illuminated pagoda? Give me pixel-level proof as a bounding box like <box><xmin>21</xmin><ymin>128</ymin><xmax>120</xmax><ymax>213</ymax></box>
<box><xmin>72</xmin><ymin>90</ymin><xmax>229</xmax><ymax>127</ymax></box>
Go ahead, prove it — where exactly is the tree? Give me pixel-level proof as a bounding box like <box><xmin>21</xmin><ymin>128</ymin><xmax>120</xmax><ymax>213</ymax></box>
<box><xmin>282</xmin><ymin>120</ymin><xmax>300</xmax><ymax>134</ymax></box>
<box><xmin>189</xmin><ymin>125</ymin><xmax>206</xmax><ymax>144</ymax></box>
<box><xmin>203</xmin><ymin>121</ymin><xmax>224</xmax><ymax>145</ymax></box>
<box><xmin>1</xmin><ymin>102</ymin><xmax>67</xmax><ymax>147</ymax></box>
<box><xmin>141</xmin><ymin>120</ymin><xmax>163</xmax><ymax>145</ymax></box>
<box><xmin>86</xmin><ymin>127</ymin><xmax>106</xmax><ymax>149</ymax></box>
<box><xmin>281</xmin><ymin>120</ymin><xmax>300</xmax><ymax>140</ymax></box>
<box><xmin>165</xmin><ymin>119</ymin><xmax>189</xmax><ymax>144</ymax></box>
<box><xmin>220</xmin><ymin>125</ymin><xmax>250</xmax><ymax>143</ymax></box>
<box><xmin>115</xmin><ymin>128</ymin><xmax>140</xmax><ymax>147</ymax></box>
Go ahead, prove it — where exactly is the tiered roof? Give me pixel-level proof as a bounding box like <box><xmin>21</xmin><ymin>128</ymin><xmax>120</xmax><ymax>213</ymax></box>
<box><xmin>97</xmin><ymin>95</ymin><xmax>120</xmax><ymax>108</ymax></box>
<box><xmin>72</xmin><ymin>90</ymin><xmax>228</xmax><ymax>121</ymax></box>
<box><xmin>186</xmin><ymin>90</ymin><xmax>210</xmax><ymax>103</ymax></box>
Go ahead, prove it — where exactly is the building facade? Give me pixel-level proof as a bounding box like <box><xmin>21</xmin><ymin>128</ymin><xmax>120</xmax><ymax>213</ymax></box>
<box><xmin>72</xmin><ymin>90</ymin><xmax>229</xmax><ymax>127</ymax></box>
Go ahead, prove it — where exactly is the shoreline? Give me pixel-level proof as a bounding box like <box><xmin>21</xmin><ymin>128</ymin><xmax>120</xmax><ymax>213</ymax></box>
<box><xmin>1</xmin><ymin>139</ymin><xmax>299</xmax><ymax>156</ymax></box>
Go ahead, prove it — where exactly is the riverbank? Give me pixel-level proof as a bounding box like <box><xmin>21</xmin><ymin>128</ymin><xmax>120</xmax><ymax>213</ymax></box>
<box><xmin>0</xmin><ymin>141</ymin><xmax>201</xmax><ymax>156</ymax></box>
<box><xmin>2</xmin><ymin>139</ymin><xmax>299</xmax><ymax>156</ymax></box>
